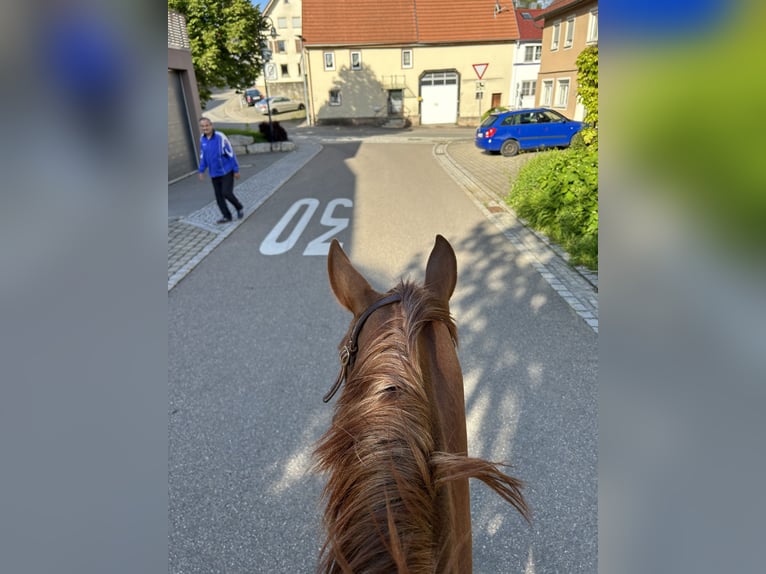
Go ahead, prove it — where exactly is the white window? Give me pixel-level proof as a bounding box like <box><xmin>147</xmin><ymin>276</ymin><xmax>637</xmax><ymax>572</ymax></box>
<box><xmin>520</xmin><ymin>80</ymin><xmax>536</xmax><ymax>97</ymax></box>
<box><xmin>324</xmin><ymin>52</ymin><xmax>335</xmax><ymax>71</ymax></box>
<box><xmin>401</xmin><ymin>49</ymin><xmax>413</xmax><ymax>69</ymax></box>
<box><xmin>350</xmin><ymin>51</ymin><xmax>362</xmax><ymax>71</ymax></box>
<box><xmin>551</xmin><ymin>21</ymin><xmax>561</xmax><ymax>50</ymax></box>
<box><xmin>292</xmin><ymin>17</ymin><xmax>301</xmax><ymax>29</ymax></box>
<box><xmin>329</xmin><ymin>89</ymin><xmax>341</xmax><ymax>106</ymax></box>
<box><xmin>524</xmin><ymin>45</ymin><xmax>542</xmax><ymax>62</ymax></box>
<box><xmin>556</xmin><ymin>79</ymin><xmax>570</xmax><ymax>108</ymax></box>
<box><xmin>277</xmin><ymin>17</ymin><xmax>287</xmax><ymax>29</ymax></box>
<box><xmin>588</xmin><ymin>9</ymin><xmax>598</xmax><ymax>43</ymax></box>
<box><xmin>541</xmin><ymin>80</ymin><xmax>553</xmax><ymax>106</ymax></box>
<box><xmin>564</xmin><ymin>17</ymin><xmax>575</xmax><ymax>48</ymax></box>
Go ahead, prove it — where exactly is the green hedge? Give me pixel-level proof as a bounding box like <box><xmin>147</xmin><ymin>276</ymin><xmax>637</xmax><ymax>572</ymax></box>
<box><xmin>221</xmin><ymin>127</ymin><xmax>268</xmax><ymax>143</ymax></box>
<box><xmin>506</xmin><ymin>144</ymin><xmax>598</xmax><ymax>270</ymax></box>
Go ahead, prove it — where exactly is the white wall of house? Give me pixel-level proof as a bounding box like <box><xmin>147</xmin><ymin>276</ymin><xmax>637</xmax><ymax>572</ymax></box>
<box><xmin>509</xmin><ymin>41</ymin><xmax>542</xmax><ymax>109</ymax></box>
<box><xmin>257</xmin><ymin>0</ymin><xmax>307</xmax><ymax>104</ymax></box>
<box><xmin>305</xmin><ymin>43</ymin><xmax>516</xmax><ymax>126</ymax></box>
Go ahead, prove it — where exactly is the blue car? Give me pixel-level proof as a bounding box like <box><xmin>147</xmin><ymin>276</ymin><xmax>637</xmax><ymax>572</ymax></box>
<box><xmin>475</xmin><ymin>108</ymin><xmax>584</xmax><ymax>157</ymax></box>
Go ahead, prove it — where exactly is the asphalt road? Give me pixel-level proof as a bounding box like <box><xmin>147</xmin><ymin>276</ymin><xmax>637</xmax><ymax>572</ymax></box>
<box><xmin>168</xmin><ymin>141</ymin><xmax>597</xmax><ymax>573</ymax></box>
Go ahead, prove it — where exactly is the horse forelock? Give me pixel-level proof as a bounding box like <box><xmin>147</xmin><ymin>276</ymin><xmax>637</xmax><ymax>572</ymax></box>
<box><xmin>314</xmin><ymin>280</ymin><xmax>458</xmax><ymax>573</ymax></box>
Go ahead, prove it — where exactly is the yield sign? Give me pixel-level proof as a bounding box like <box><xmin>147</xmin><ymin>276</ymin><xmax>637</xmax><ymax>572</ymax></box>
<box><xmin>472</xmin><ymin>63</ymin><xmax>489</xmax><ymax>80</ymax></box>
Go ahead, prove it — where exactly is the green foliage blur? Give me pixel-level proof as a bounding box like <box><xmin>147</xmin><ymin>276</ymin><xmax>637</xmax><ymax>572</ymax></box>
<box><xmin>168</xmin><ymin>0</ymin><xmax>266</xmax><ymax>106</ymax></box>
<box><xmin>506</xmin><ymin>143</ymin><xmax>599</xmax><ymax>270</ymax></box>
<box><xmin>612</xmin><ymin>7</ymin><xmax>766</xmax><ymax>259</ymax></box>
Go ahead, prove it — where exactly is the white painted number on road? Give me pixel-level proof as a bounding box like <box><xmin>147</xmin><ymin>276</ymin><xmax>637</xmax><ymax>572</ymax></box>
<box><xmin>304</xmin><ymin>198</ymin><xmax>353</xmax><ymax>256</ymax></box>
<box><xmin>259</xmin><ymin>198</ymin><xmax>352</xmax><ymax>256</ymax></box>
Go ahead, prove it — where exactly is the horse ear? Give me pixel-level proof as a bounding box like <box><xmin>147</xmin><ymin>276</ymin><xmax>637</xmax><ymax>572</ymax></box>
<box><xmin>425</xmin><ymin>234</ymin><xmax>457</xmax><ymax>303</ymax></box>
<box><xmin>328</xmin><ymin>239</ymin><xmax>380</xmax><ymax>315</ymax></box>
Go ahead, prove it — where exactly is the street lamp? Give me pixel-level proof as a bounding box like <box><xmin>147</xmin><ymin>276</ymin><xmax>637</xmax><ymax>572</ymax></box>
<box><xmin>260</xmin><ymin>18</ymin><xmax>278</xmax><ymax>150</ymax></box>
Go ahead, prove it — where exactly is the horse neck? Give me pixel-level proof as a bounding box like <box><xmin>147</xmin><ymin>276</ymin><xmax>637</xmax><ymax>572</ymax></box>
<box><xmin>419</xmin><ymin>321</ymin><xmax>473</xmax><ymax>574</ymax></box>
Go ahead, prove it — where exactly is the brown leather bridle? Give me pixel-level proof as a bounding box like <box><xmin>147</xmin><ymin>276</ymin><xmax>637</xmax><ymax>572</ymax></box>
<box><xmin>323</xmin><ymin>293</ymin><xmax>402</xmax><ymax>403</ymax></box>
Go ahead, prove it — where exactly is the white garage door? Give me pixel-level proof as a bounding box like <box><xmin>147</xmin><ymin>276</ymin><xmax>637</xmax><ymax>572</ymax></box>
<box><xmin>420</xmin><ymin>72</ymin><xmax>458</xmax><ymax>125</ymax></box>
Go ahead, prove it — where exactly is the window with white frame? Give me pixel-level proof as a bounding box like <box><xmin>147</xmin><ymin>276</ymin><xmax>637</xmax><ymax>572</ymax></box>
<box><xmin>401</xmin><ymin>49</ymin><xmax>413</xmax><ymax>69</ymax></box>
<box><xmin>276</xmin><ymin>40</ymin><xmax>286</xmax><ymax>53</ymax></box>
<box><xmin>324</xmin><ymin>52</ymin><xmax>335</xmax><ymax>71</ymax></box>
<box><xmin>277</xmin><ymin>17</ymin><xmax>287</xmax><ymax>29</ymax></box>
<box><xmin>292</xmin><ymin>17</ymin><xmax>301</xmax><ymax>28</ymax></box>
<box><xmin>588</xmin><ymin>9</ymin><xmax>598</xmax><ymax>43</ymax></box>
<box><xmin>564</xmin><ymin>17</ymin><xmax>575</xmax><ymax>48</ymax></box>
<box><xmin>524</xmin><ymin>45</ymin><xmax>542</xmax><ymax>62</ymax></box>
<box><xmin>520</xmin><ymin>80</ymin><xmax>536</xmax><ymax>97</ymax></box>
<box><xmin>329</xmin><ymin>89</ymin><xmax>341</xmax><ymax>106</ymax></box>
<box><xmin>541</xmin><ymin>80</ymin><xmax>553</xmax><ymax>106</ymax></box>
<box><xmin>350</xmin><ymin>51</ymin><xmax>362</xmax><ymax>71</ymax></box>
<box><xmin>551</xmin><ymin>21</ymin><xmax>561</xmax><ymax>50</ymax></box>
<box><xmin>556</xmin><ymin>79</ymin><xmax>570</xmax><ymax>108</ymax></box>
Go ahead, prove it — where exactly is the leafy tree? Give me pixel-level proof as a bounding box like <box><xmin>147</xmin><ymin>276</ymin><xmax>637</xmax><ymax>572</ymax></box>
<box><xmin>576</xmin><ymin>45</ymin><xmax>598</xmax><ymax>144</ymax></box>
<box><xmin>169</xmin><ymin>0</ymin><xmax>267</xmax><ymax>106</ymax></box>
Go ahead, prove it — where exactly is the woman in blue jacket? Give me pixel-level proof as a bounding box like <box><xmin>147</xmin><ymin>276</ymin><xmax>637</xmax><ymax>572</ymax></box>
<box><xmin>198</xmin><ymin>117</ymin><xmax>245</xmax><ymax>224</ymax></box>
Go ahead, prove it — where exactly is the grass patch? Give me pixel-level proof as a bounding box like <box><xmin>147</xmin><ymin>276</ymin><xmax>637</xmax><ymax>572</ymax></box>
<box><xmin>221</xmin><ymin>127</ymin><xmax>268</xmax><ymax>143</ymax></box>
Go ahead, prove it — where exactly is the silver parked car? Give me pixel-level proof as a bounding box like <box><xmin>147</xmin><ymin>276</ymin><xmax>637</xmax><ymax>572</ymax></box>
<box><xmin>254</xmin><ymin>96</ymin><xmax>305</xmax><ymax>114</ymax></box>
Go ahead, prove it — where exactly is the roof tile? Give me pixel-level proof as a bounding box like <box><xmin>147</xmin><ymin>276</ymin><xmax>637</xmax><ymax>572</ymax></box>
<box><xmin>303</xmin><ymin>0</ymin><xmax>519</xmax><ymax>46</ymax></box>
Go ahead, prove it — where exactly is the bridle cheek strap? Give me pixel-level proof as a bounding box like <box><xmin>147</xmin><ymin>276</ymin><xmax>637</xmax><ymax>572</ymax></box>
<box><xmin>323</xmin><ymin>293</ymin><xmax>402</xmax><ymax>403</ymax></box>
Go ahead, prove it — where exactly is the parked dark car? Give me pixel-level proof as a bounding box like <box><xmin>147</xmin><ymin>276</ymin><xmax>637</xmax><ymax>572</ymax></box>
<box><xmin>475</xmin><ymin>108</ymin><xmax>584</xmax><ymax>157</ymax></box>
<box><xmin>243</xmin><ymin>88</ymin><xmax>263</xmax><ymax>106</ymax></box>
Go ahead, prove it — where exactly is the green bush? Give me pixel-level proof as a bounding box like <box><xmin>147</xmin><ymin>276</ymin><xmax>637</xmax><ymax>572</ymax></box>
<box><xmin>221</xmin><ymin>127</ymin><xmax>268</xmax><ymax>143</ymax></box>
<box><xmin>506</xmin><ymin>143</ymin><xmax>598</xmax><ymax>270</ymax></box>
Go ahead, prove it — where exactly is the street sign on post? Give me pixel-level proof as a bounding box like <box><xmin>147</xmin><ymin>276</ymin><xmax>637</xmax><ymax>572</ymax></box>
<box><xmin>265</xmin><ymin>62</ymin><xmax>278</xmax><ymax>81</ymax></box>
<box><xmin>472</xmin><ymin>63</ymin><xmax>488</xmax><ymax>80</ymax></box>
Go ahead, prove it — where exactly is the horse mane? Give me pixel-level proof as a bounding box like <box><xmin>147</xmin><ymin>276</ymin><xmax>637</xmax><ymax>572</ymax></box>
<box><xmin>314</xmin><ymin>280</ymin><xmax>529</xmax><ymax>574</ymax></box>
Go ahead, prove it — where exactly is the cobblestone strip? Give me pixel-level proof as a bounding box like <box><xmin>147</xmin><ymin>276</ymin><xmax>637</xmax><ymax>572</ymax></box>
<box><xmin>168</xmin><ymin>141</ymin><xmax>323</xmax><ymax>291</ymax></box>
<box><xmin>434</xmin><ymin>141</ymin><xmax>598</xmax><ymax>333</ymax></box>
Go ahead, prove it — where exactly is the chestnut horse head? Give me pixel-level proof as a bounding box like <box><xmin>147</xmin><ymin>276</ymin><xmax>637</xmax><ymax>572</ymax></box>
<box><xmin>315</xmin><ymin>235</ymin><xmax>530</xmax><ymax>574</ymax></box>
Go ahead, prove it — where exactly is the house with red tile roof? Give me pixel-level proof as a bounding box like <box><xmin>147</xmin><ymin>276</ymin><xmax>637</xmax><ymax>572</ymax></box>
<box><xmin>301</xmin><ymin>0</ymin><xmax>521</xmax><ymax>126</ymax></box>
<box><xmin>509</xmin><ymin>8</ymin><xmax>545</xmax><ymax>109</ymax></box>
<box><xmin>534</xmin><ymin>0</ymin><xmax>598</xmax><ymax>120</ymax></box>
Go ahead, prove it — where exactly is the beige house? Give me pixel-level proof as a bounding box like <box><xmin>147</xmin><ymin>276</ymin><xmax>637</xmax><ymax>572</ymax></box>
<box><xmin>302</xmin><ymin>0</ymin><xmax>520</xmax><ymax>126</ymax></box>
<box><xmin>534</xmin><ymin>0</ymin><xmax>598</xmax><ymax>120</ymax></box>
<box><xmin>255</xmin><ymin>0</ymin><xmax>309</xmax><ymax>107</ymax></box>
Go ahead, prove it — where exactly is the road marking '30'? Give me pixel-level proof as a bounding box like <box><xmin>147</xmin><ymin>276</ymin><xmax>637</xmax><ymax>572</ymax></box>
<box><xmin>259</xmin><ymin>198</ymin><xmax>352</xmax><ymax>256</ymax></box>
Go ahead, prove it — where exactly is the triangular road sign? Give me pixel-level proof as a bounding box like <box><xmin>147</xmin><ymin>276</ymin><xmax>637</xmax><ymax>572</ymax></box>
<box><xmin>472</xmin><ymin>63</ymin><xmax>489</xmax><ymax>80</ymax></box>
